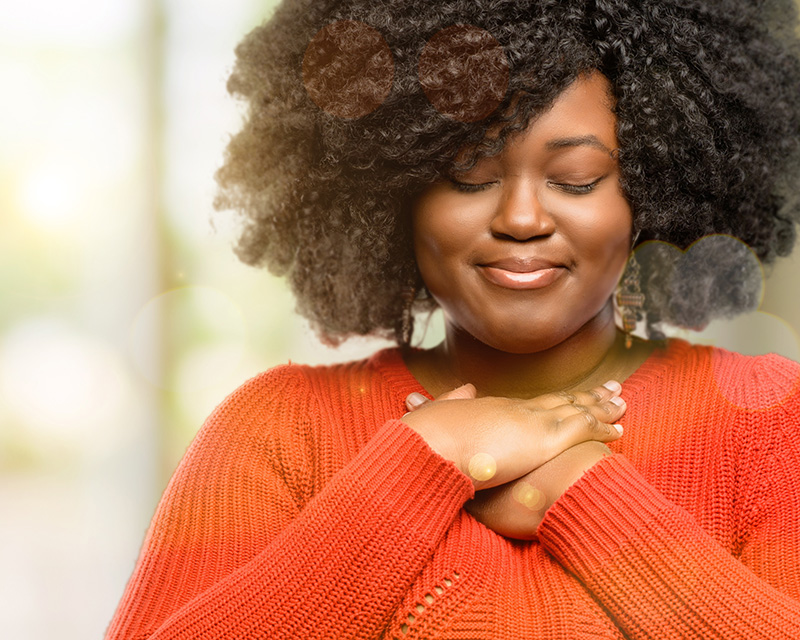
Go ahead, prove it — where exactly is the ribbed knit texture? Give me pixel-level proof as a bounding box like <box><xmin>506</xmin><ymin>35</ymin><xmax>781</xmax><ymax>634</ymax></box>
<box><xmin>105</xmin><ymin>339</ymin><xmax>800</xmax><ymax>639</ymax></box>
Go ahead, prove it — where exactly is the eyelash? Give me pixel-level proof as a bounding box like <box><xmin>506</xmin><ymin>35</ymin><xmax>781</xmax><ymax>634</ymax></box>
<box><xmin>447</xmin><ymin>178</ymin><xmax>602</xmax><ymax>194</ymax></box>
<box><xmin>550</xmin><ymin>179</ymin><xmax>602</xmax><ymax>194</ymax></box>
<box><xmin>448</xmin><ymin>179</ymin><xmax>493</xmax><ymax>193</ymax></box>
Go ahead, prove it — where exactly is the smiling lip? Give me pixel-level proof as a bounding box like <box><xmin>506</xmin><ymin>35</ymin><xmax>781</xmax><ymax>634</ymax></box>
<box><xmin>478</xmin><ymin>258</ymin><xmax>566</xmax><ymax>290</ymax></box>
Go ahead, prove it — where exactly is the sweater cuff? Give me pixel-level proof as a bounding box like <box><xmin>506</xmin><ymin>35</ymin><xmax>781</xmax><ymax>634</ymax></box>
<box><xmin>537</xmin><ymin>454</ymin><xmax>691</xmax><ymax>576</ymax></box>
<box><xmin>334</xmin><ymin>418</ymin><xmax>475</xmax><ymax>535</ymax></box>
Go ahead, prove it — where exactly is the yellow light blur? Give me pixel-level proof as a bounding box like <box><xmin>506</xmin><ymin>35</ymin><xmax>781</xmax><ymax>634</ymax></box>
<box><xmin>18</xmin><ymin>161</ymin><xmax>81</xmax><ymax>228</ymax></box>
<box><xmin>468</xmin><ymin>452</ymin><xmax>497</xmax><ymax>482</ymax></box>
<box><xmin>512</xmin><ymin>482</ymin><xmax>547</xmax><ymax>511</ymax></box>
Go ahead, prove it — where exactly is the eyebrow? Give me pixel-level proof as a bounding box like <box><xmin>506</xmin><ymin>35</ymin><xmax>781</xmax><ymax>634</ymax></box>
<box><xmin>545</xmin><ymin>135</ymin><xmax>613</xmax><ymax>154</ymax></box>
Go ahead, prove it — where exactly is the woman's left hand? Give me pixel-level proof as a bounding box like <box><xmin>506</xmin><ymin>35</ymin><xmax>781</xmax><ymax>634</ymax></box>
<box><xmin>405</xmin><ymin>388</ymin><xmax>616</xmax><ymax>539</ymax></box>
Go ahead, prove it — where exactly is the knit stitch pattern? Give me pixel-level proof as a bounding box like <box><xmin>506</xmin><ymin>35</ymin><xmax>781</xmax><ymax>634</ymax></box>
<box><xmin>105</xmin><ymin>340</ymin><xmax>800</xmax><ymax>639</ymax></box>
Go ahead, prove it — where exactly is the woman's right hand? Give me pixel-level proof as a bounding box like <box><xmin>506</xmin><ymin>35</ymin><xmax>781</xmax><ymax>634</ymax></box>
<box><xmin>400</xmin><ymin>381</ymin><xmax>625</xmax><ymax>490</ymax></box>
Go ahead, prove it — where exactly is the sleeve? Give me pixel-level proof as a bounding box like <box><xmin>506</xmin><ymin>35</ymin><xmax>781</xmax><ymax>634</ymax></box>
<box><xmin>104</xmin><ymin>365</ymin><xmax>473</xmax><ymax>640</ymax></box>
<box><xmin>537</xmin><ymin>358</ymin><xmax>800</xmax><ymax>639</ymax></box>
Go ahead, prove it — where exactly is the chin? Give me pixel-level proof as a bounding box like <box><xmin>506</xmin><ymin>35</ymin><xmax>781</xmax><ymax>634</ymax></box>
<box><xmin>460</xmin><ymin>305</ymin><xmax>612</xmax><ymax>355</ymax></box>
<box><xmin>468</xmin><ymin>326</ymin><xmax>573</xmax><ymax>355</ymax></box>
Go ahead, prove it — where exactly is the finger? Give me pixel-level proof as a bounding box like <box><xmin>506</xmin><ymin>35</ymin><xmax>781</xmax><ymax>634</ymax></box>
<box><xmin>550</xmin><ymin>404</ymin><xmax>625</xmax><ymax>450</ymax></box>
<box><xmin>531</xmin><ymin>380</ymin><xmax>623</xmax><ymax>410</ymax></box>
<box><xmin>405</xmin><ymin>392</ymin><xmax>430</xmax><ymax>412</ymax></box>
<box><xmin>551</xmin><ymin>393</ymin><xmax>626</xmax><ymax>425</ymax></box>
<box><xmin>529</xmin><ymin>390</ymin><xmax>580</xmax><ymax>410</ymax></box>
<box><xmin>569</xmin><ymin>380</ymin><xmax>623</xmax><ymax>406</ymax></box>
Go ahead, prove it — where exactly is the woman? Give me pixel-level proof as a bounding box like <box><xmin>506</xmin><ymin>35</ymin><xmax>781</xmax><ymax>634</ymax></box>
<box><xmin>106</xmin><ymin>0</ymin><xmax>800</xmax><ymax>638</ymax></box>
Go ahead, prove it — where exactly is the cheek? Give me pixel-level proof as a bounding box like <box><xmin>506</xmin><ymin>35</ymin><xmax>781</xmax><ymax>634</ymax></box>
<box><xmin>412</xmin><ymin>194</ymin><xmax>482</xmax><ymax>281</ymax></box>
<box><xmin>580</xmin><ymin>195</ymin><xmax>632</xmax><ymax>271</ymax></box>
<box><xmin>413</xmin><ymin>219</ymin><xmax>456</xmax><ymax>301</ymax></box>
<box><xmin>412</xmin><ymin>201</ymin><xmax>446</xmax><ymax>298</ymax></box>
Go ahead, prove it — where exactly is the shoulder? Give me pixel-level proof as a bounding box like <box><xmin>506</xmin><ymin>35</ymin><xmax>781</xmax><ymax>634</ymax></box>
<box><xmin>704</xmin><ymin>344</ymin><xmax>800</xmax><ymax>414</ymax></box>
<box><xmin>205</xmin><ymin>363</ymin><xmax>315</xmax><ymax>428</ymax></box>
<box><xmin>646</xmin><ymin>341</ymin><xmax>800</xmax><ymax>487</ymax></box>
<box><xmin>211</xmin><ymin>348</ymin><xmax>392</xmax><ymax>411</ymax></box>
<box><xmin>202</xmin><ymin>347</ymin><xmax>405</xmax><ymax>438</ymax></box>
<box><xmin>183</xmin><ymin>364</ymin><xmax>318</xmax><ymax>471</ymax></box>
<box><xmin>649</xmin><ymin>339</ymin><xmax>800</xmax><ymax>412</ymax></box>
<box><xmin>670</xmin><ymin>342</ymin><xmax>800</xmax><ymax>467</ymax></box>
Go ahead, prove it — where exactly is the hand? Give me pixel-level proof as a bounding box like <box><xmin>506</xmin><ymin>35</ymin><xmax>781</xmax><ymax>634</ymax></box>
<box><xmin>464</xmin><ymin>441</ymin><xmax>614</xmax><ymax>539</ymax></box>
<box><xmin>401</xmin><ymin>381</ymin><xmax>625</xmax><ymax>491</ymax></box>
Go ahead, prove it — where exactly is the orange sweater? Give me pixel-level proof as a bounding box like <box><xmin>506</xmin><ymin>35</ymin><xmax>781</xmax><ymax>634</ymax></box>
<box><xmin>106</xmin><ymin>340</ymin><xmax>800</xmax><ymax>639</ymax></box>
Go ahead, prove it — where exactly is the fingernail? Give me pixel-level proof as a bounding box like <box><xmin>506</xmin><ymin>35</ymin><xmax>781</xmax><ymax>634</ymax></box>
<box><xmin>406</xmin><ymin>392</ymin><xmax>427</xmax><ymax>409</ymax></box>
<box><xmin>609</xmin><ymin>396</ymin><xmax>625</xmax><ymax>407</ymax></box>
<box><xmin>602</xmin><ymin>380</ymin><xmax>622</xmax><ymax>393</ymax></box>
<box><xmin>613</xmin><ymin>424</ymin><xmax>624</xmax><ymax>435</ymax></box>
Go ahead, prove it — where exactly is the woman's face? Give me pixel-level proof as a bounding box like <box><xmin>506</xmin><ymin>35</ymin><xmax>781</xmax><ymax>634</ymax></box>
<box><xmin>412</xmin><ymin>71</ymin><xmax>632</xmax><ymax>354</ymax></box>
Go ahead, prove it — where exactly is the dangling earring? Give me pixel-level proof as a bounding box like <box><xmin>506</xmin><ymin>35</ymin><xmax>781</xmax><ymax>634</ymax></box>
<box><xmin>616</xmin><ymin>252</ymin><xmax>645</xmax><ymax>349</ymax></box>
<box><xmin>399</xmin><ymin>283</ymin><xmax>417</xmax><ymax>347</ymax></box>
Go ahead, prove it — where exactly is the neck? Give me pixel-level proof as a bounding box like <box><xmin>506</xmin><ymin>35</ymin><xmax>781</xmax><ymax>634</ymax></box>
<box><xmin>426</xmin><ymin>304</ymin><xmax>637</xmax><ymax>399</ymax></box>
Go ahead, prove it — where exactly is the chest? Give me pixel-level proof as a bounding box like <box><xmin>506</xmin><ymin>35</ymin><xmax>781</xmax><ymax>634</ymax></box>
<box><xmin>382</xmin><ymin>511</ymin><xmax>626</xmax><ymax>640</ymax></box>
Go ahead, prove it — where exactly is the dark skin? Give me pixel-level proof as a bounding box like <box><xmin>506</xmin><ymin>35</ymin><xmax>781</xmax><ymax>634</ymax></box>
<box><xmin>403</xmin><ymin>334</ymin><xmax>652</xmax><ymax>539</ymax></box>
<box><xmin>400</xmin><ymin>72</ymin><xmax>658</xmax><ymax>539</ymax></box>
<box><xmin>404</xmin><ymin>329</ymin><xmax>654</xmax><ymax>400</ymax></box>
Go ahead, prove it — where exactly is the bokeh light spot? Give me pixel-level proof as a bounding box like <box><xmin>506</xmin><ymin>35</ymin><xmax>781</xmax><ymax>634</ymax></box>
<box><xmin>631</xmin><ymin>235</ymin><xmax>765</xmax><ymax>332</ymax></box>
<box><xmin>512</xmin><ymin>482</ymin><xmax>547</xmax><ymax>511</ymax></box>
<box><xmin>709</xmin><ymin>311</ymin><xmax>800</xmax><ymax>411</ymax></box>
<box><xmin>629</xmin><ymin>236</ymin><xmax>797</xmax><ymax>409</ymax></box>
<box><xmin>0</xmin><ymin>318</ymin><xmax>129</xmax><ymax>441</ymax></box>
<box><xmin>302</xmin><ymin>20</ymin><xmax>394</xmax><ymax>119</ymax></box>
<box><xmin>18</xmin><ymin>162</ymin><xmax>81</xmax><ymax>228</ymax></box>
<box><xmin>128</xmin><ymin>286</ymin><xmax>245</xmax><ymax>390</ymax></box>
<box><xmin>468</xmin><ymin>452</ymin><xmax>496</xmax><ymax>482</ymax></box>
<box><xmin>419</xmin><ymin>25</ymin><xmax>509</xmax><ymax>122</ymax></box>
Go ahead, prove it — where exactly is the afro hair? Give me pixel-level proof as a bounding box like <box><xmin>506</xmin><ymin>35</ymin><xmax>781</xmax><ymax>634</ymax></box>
<box><xmin>215</xmin><ymin>0</ymin><xmax>800</xmax><ymax>345</ymax></box>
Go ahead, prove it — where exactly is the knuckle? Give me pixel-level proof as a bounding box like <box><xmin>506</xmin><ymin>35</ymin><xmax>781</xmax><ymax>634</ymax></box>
<box><xmin>556</xmin><ymin>391</ymin><xmax>577</xmax><ymax>404</ymax></box>
<box><xmin>576</xmin><ymin>406</ymin><xmax>598</xmax><ymax>429</ymax></box>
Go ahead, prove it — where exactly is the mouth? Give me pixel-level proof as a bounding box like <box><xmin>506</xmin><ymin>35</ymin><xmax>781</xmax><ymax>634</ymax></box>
<box><xmin>477</xmin><ymin>257</ymin><xmax>566</xmax><ymax>290</ymax></box>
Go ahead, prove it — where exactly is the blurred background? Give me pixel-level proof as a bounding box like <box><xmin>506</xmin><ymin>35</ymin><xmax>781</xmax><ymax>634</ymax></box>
<box><xmin>1</xmin><ymin>1</ymin><xmax>798</xmax><ymax>638</ymax></box>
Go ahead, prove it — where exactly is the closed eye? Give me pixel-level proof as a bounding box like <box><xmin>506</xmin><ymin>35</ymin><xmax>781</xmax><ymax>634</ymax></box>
<box><xmin>446</xmin><ymin>177</ymin><xmax>496</xmax><ymax>193</ymax></box>
<box><xmin>548</xmin><ymin>178</ymin><xmax>603</xmax><ymax>195</ymax></box>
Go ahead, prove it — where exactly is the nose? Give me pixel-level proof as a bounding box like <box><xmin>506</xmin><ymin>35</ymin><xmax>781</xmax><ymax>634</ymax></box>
<box><xmin>490</xmin><ymin>179</ymin><xmax>556</xmax><ymax>241</ymax></box>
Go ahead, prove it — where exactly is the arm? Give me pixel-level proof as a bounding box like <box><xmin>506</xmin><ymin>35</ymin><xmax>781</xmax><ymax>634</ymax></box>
<box><xmin>105</xmin><ymin>366</ymin><xmax>473</xmax><ymax>640</ymax></box>
<box><xmin>434</xmin><ymin>354</ymin><xmax>800</xmax><ymax>637</ymax></box>
<box><xmin>537</xmin><ymin>451</ymin><xmax>800</xmax><ymax>638</ymax></box>
<box><xmin>537</xmin><ymin>374</ymin><xmax>800</xmax><ymax>639</ymax></box>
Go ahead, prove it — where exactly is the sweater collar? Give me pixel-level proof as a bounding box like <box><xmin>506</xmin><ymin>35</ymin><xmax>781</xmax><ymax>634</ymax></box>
<box><xmin>368</xmin><ymin>338</ymin><xmax>692</xmax><ymax>406</ymax></box>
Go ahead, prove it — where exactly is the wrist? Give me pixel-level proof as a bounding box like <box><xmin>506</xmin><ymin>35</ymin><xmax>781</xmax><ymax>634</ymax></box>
<box><xmin>401</xmin><ymin>411</ymin><xmax>450</xmax><ymax>459</ymax></box>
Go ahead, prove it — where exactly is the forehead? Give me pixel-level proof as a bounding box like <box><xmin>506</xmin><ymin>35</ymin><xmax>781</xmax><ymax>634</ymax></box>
<box><xmin>507</xmin><ymin>72</ymin><xmax>618</xmax><ymax>150</ymax></box>
<box><xmin>452</xmin><ymin>71</ymin><xmax>617</xmax><ymax>168</ymax></box>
